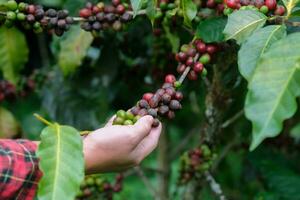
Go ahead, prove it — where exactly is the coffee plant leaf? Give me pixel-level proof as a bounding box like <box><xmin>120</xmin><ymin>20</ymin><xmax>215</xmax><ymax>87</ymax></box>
<box><xmin>245</xmin><ymin>32</ymin><xmax>300</xmax><ymax>151</ymax></box>
<box><xmin>283</xmin><ymin>0</ymin><xmax>300</xmax><ymax>17</ymax></box>
<box><xmin>180</xmin><ymin>0</ymin><xmax>197</xmax><ymax>27</ymax></box>
<box><xmin>131</xmin><ymin>0</ymin><xmax>143</xmax><ymax>17</ymax></box>
<box><xmin>37</xmin><ymin>123</ymin><xmax>84</xmax><ymax>200</ymax></box>
<box><xmin>290</xmin><ymin>123</ymin><xmax>300</xmax><ymax>142</ymax></box>
<box><xmin>223</xmin><ymin>10</ymin><xmax>267</xmax><ymax>45</ymax></box>
<box><xmin>58</xmin><ymin>26</ymin><xmax>93</xmax><ymax>75</ymax></box>
<box><xmin>0</xmin><ymin>107</ymin><xmax>19</xmax><ymax>138</ymax></box>
<box><xmin>0</xmin><ymin>27</ymin><xmax>28</xmax><ymax>84</ymax></box>
<box><xmin>146</xmin><ymin>0</ymin><xmax>157</xmax><ymax>26</ymax></box>
<box><xmin>196</xmin><ymin>17</ymin><xmax>227</xmax><ymax>43</ymax></box>
<box><xmin>238</xmin><ymin>25</ymin><xmax>286</xmax><ymax>81</ymax></box>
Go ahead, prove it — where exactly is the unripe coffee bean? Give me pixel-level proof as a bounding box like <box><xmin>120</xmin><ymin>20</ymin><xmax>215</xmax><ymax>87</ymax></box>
<box><xmin>117</xmin><ymin>110</ymin><xmax>126</xmax><ymax>118</ymax></box>
<box><xmin>124</xmin><ymin>120</ymin><xmax>133</xmax><ymax>125</ymax></box>
<box><xmin>125</xmin><ymin>111</ymin><xmax>134</xmax><ymax>120</ymax></box>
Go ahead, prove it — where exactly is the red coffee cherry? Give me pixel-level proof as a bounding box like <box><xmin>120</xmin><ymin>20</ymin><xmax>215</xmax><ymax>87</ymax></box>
<box><xmin>186</xmin><ymin>57</ymin><xmax>194</xmax><ymax>66</ymax></box>
<box><xmin>177</xmin><ymin>64</ymin><xmax>186</xmax><ymax>74</ymax></box>
<box><xmin>193</xmin><ymin>62</ymin><xmax>204</xmax><ymax>73</ymax></box>
<box><xmin>226</xmin><ymin>0</ymin><xmax>237</xmax><ymax>9</ymax></box>
<box><xmin>143</xmin><ymin>93</ymin><xmax>154</xmax><ymax>102</ymax></box>
<box><xmin>178</xmin><ymin>52</ymin><xmax>187</xmax><ymax>62</ymax></box>
<box><xmin>165</xmin><ymin>74</ymin><xmax>176</xmax><ymax>84</ymax></box>
<box><xmin>206</xmin><ymin>45</ymin><xmax>218</xmax><ymax>54</ymax></box>
<box><xmin>196</xmin><ymin>42</ymin><xmax>207</xmax><ymax>53</ymax></box>
<box><xmin>265</xmin><ymin>0</ymin><xmax>277</xmax><ymax>10</ymax></box>
<box><xmin>175</xmin><ymin>91</ymin><xmax>183</xmax><ymax>101</ymax></box>
<box><xmin>274</xmin><ymin>5</ymin><xmax>285</xmax><ymax>15</ymax></box>
<box><xmin>188</xmin><ymin>70</ymin><xmax>198</xmax><ymax>80</ymax></box>
<box><xmin>79</xmin><ymin>8</ymin><xmax>92</xmax><ymax>18</ymax></box>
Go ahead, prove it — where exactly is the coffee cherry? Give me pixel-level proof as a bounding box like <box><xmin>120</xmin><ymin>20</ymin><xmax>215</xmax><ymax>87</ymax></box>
<box><xmin>57</xmin><ymin>10</ymin><xmax>69</xmax><ymax>19</ymax></box>
<box><xmin>206</xmin><ymin>45</ymin><xmax>217</xmax><ymax>54</ymax></box>
<box><xmin>206</xmin><ymin>0</ymin><xmax>216</xmax><ymax>8</ymax></box>
<box><xmin>143</xmin><ymin>93</ymin><xmax>154</xmax><ymax>102</ymax></box>
<box><xmin>116</xmin><ymin>4</ymin><xmax>126</xmax><ymax>15</ymax></box>
<box><xmin>162</xmin><ymin>93</ymin><xmax>172</xmax><ymax>104</ymax></box>
<box><xmin>46</xmin><ymin>9</ymin><xmax>57</xmax><ymax>17</ymax></box>
<box><xmin>18</xmin><ymin>2</ymin><xmax>27</xmax><ymax>12</ymax></box>
<box><xmin>112</xmin><ymin>0</ymin><xmax>121</xmax><ymax>6</ymax></box>
<box><xmin>105</xmin><ymin>13</ymin><xmax>116</xmax><ymax>23</ymax></box>
<box><xmin>199</xmin><ymin>53</ymin><xmax>211</xmax><ymax>64</ymax></box>
<box><xmin>226</xmin><ymin>0</ymin><xmax>237</xmax><ymax>9</ymax></box>
<box><xmin>120</xmin><ymin>12</ymin><xmax>133</xmax><ymax>22</ymax></box>
<box><xmin>92</xmin><ymin>22</ymin><xmax>102</xmax><ymax>31</ymax></box>
<box><xmin>113</xmin><ymin>117</ymin><xmax>124</xmax><ymax>125</ymax></box>
<box><xmin>186</xmin><ymin>57</ymin><xmax>194</xmax><ymax>66</ymax></box>
<box><xmin>174</xmin><ymin>81</ymin><xmax>182</xmax><ymax>89</ymax></box>
<box><xmin>167</xmin><ymin>111</ymin><xmax>175</xmax><ymax>119</ymax></box>
<box><xmin>156</xmin><ymin>89</ymin><xmax>165</xmax><ymax>97</ymax></box>
<box><xmin>139</xmin><ymin>99</ymin><xmax>150</xmax><ymax>109</ymax></box>
<box><xmin>158</xmin><ymin>105</ymin><xmax>169</xmax><ymax>115</ymax></box>
<box><xmin>265</xmin><ymin>0</ymin><xmax>277</xmax><ymax>10</ymax></box>
<box><xmin>169</xmin><ymin>100</ymin><xmax>182</xmax><ymax>110</ymax></box>
<box><xmin>126</xmin><ymin>111</ymin><xmax>134</xmax><ymax>120</ymax></box>
<box><xmin>196</xmin><ymin>42</ymin><xmax>206</xmax><ymax>53</ymax></box>
<box><xmin>165</xmin><ymin>74</ymin><xmax>176</xmax><ymax>84</ymax></box>
<box><xmin>6</xmin><ymin>0</ymin><xmax>18</xmax><ymax>11</ymax></box>
<box><xmin>80</xmin><ymin>8</ymin><xmax>92</xmax><ymax>18</ymax></box>
<box><xmin>177</xmin><ymin>64</ymin><xmax>186</xmax><ymax>74</ymax></box>
<box><xmin>112</xmin><ymin>20</ymin><xmax>122</xmax><ymax>31</ymax></box>
<box><xmin>138</xmin><ymin>108</ymin><xmax>148</xmax><ymax>116</ymax></box>
<box><xmin>223</xmin><ymin>7</ymin><xmax>233</xmax><ymax>15</ymax></box>
<box><xmin>149</xmin><ymin>95</ymin><xmax>160</xmax><ymax>108</ymax></box>
<box><xmin>6</xmin><ymin>12</ymin><xmax>16</xmax><ymax>21</ymax></box>
<box><xmin>116</xmin><ymin>110</ymin><xmax>126</xmax><ymax>118</ymax></box>
<box><xmin>254</xmin><ymin>0</ymin><xmax>265</xmax><ymax>8</ymax></box>
<box><xmin>188</xmin><ymin>70</ymin><xmax>198</xmax><ymax>80</ymax></box>
<box><xmin>26</xmin><ymin>14</ymin><xmax>35</xmax><ymax>23</ymax></box>
<box><xmin>193</xmin><ymin>62</ymin><xmax>204</xmax><ymax>73</ymax></box>
<box><xmin>259</xmin><ymin>5</ymin><xmax>269</xmax><ymax>13</ymax></box>
<box><xmin>130</xmin><ymin>107</ymin><xmax>140</xmax><ymax>115</ymax></box>
<box><xmin>57</xmin><ymin>19</ymin><xmax>66</xmax><ymax>29</ymax></box>
<box><xmin>27</xmin><ymin>5</ymin><xmax>36</xmax><ymax>14</ymax></box>
<box><xmin>175</xmin><ymin>91</ymin><xmax>183</xmax><ymax>101</ymax></box>
<box><xmin>178</xmin><ymin>52</ymin><xmax>187</xmax><ymax>62</ymax></box>
<box><xmin>124</xmin><ymin>120</ymin><xmax>133</xmax><ymax>125</ymax></box>
<box><xmin>152</xmin><ymin>119</ymin><xmax>160</xmax><ymax>127</ymax></box>
<box><xmin>187</xmin><ymin>48</ymin><xmax>197</xmax><ymax>57</ymax></box>
<box><xmin>148</xmin><ymin>108</ymin><xmax>158</xmax><ymax>118</ymax></box>
<box><xmin>17</xmin><ymin>13</ymin><xmax>26</xmax><ymax>21</ymax></box>
<box><xmin>274</xmin><ymin>5</ymin><xmax>285</xmax><ymax>15</ymax></box>
<box><xmin>165</xmin><ymin>87</ymin><xmax>176</xmax><ymax>97</ymax></box>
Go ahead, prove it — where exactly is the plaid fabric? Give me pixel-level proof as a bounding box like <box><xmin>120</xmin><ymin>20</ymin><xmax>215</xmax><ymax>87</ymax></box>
<box><xmin>0</xmin><ymin>139</ymin><xmax>42</xmax><ymax>200</ymax></box>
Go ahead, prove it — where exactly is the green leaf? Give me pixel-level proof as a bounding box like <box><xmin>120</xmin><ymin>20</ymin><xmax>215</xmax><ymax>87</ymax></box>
<box><xmin>245</xmin><ymin>32</ymin><xmax>300</xmax><ymax>150</ymax></box>
<box><xmin>238</xmin><ymin>25</ymin><xmax>286</xmax><ymax>81</ymax></box>
<box><xmin>180</xmin><ymin>0</ymin><xmax>197</xmax><ymax>27</ymax></box>
<box><xmin>130</xmin><ymin>0</ymin><xmax>143</xmax><ymax>17</ymax></box>
<box><xmin>163</xmin><ymin>18</ymin><xmax>180</xmax><ymax>53</ymax></box>
<box><xmin>0</xmin><ymin>27</ymin><xmax>28</xmax><ymax>84</ymax></box>
<box><xmin>37</xmin><ymin>123</ymin><xmax>84</xmax><ymax>200</ymax></box>
<box><xmin>196</xmin><ymin>17</ymin><xmax>227</xmax><ymax>43</ymax></box>
<box><xmin>146</xmin><ymin>0</ymin><xmax>157</xmax><ymax>26</ymax></box>
<box><xmin>223</xmin><ymin>10</ymin><xmax>267</xmax><ymax>45</ymax></box>
<box><xmin>0</xmin><ymin>107</ymin><xmax>19</xmax><ymax>138</ymax></box>
<box><xmin>283</xmin><ymin>0</ymin><xmax>300</xmax><ymax>17</ymax></box>
<box><xmin>58</xmin><ymin>26</ymin><xmax>93</xmax><ymax>75</ymax></box>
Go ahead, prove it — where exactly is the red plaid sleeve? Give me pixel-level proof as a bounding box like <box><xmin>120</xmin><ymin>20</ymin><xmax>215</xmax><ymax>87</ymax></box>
<box><xmin>0</xmin><ymin>139</ymin><xmax>42</xmax><ymax>200</ymax></box>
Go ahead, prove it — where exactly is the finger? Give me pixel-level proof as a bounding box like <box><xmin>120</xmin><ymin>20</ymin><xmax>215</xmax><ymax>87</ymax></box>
<box><xmin>105</xmin><ymin>115</ymin><xmax>116</xmax><ymax>127</ymax></box>
<box><xmin>131</xmin><ymin>115</ymin><xmax>154</xmax><ymax>142</ymax></box>
<box><xmin>134</xmin><ymin>122</ymin><xmax>162</xmax><ymax>159</ymax></box>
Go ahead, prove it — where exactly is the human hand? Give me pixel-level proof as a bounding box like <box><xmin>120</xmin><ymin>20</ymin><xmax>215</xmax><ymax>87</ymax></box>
<box><xmin>83</xmin><ymin>115</ymin><xmax>162</xmax><ymax>174</ymax></box>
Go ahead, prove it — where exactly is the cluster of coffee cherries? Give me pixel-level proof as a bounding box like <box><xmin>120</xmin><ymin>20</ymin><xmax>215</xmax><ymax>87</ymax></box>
<box><xmin>0</xmin><ymin>79</ymin><xmax>35</xmax><ymax>103</ymax></box>
<box><xmin>178</xmin><ymin>144</ymin><xmax>216</xmax><ymax>184</ymax></box>
<box><xmin>175</xmin><ymin>40</ymin><xmax>217</xmax><ymax>81</ymax></box>
<box><xmin>113</xmin><ymin>109</ymin><xmax>141</xmax><ymax>125</ymax></box>
<box><xmin>2</xmin><ymin>0</ymin><xmax>73</xmax><ymax>36</ymax></box>
<box><xmin>79</xmin><ymin>1</ymin><xmax>133</xmax><ymax>32</ymax></box>
<box><xmin>223</xmin><ymin>0</ymin><xmax>285</xmax><ymax>16</ymax></box>
<box><xmin>76</xmin><ymin>174</ymin><xmax>123</xmax><ymax>200</ymax></box>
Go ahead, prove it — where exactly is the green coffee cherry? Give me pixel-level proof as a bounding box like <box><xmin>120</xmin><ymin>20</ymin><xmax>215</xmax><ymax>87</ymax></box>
<box><xmin>116</xmin><ymin>110</ymin><xmax>126</xmax><ymax>118</ymax></box>
<box><xmin>223</xmin><ymin>7</ymin><xmax>233</xmax><ymax>15</ymax></box>
<box><xmin>125</xmin><ymin>111</ymin><xmax>134</xmax><ymax>120</ymax></box>
<box><xmin>18</xmin><ymin>2</ymin><xmax>27</xmax><ymax>12</ymax></box>
<box><xmin>6</xmin><ymin>11</ymin><xmax>16</xmax><ymax>21</ymax></box>
<box><xmin>33</xmin><ymin>22</ymin><xmax>41</xmax><ymax>29</ymax></box>
<box><xmin>155</xmin><ymin>10</ymin><xmax>163</xmax><ymax>19</ymax></box>
<box><xmin>6</xmin><ymin>0</ymin><xmax>18</xmax><ymax>11</ymax></box>
<box><xmin>201</xmin><ymin>68</ymin><xmax>208</xmax><ymax>77</ymax></box>
<box><xmin>201</xmin><ymin>145</ymin><xmax>211</xmax><ymax>157</ymax></box>
<box><xmin>17</xmin><ymin>13</ymin><xmax>26</xmax><ymax>21</ymax></box>
<box><xmin>167</xmin><ymin>3</ymin><xmax>176</xmax><ymax>10</ymax></box>
<box><xmin>199</xmin><ymin>53</ymin><xmax>211</xmax><ymax>64</ymax></box>
<box><xmin>113</xmin><ymin>117</ymin><xmax>124</xmax><ymax>125</ymax></box>
<box><xmin>260</xmin><ymin>5</ymin><xmax>269</xmax><ymax>14</ymax></box>
<box><xmin>180</xmin><ymin>44</ymin><xmax>189</xmax><ymax>52</ymax></box>
<box><xmin>4</xmin><ymin>19</ymin><xmax>13</xmax><ymax>28</ymax></box>
<box><xmin>124</xmin><ymin>120</ymin><xmax>134</xmax><ymax>125</ymax></box>
<box><xmin>174</xmin><ymin>81</ymin><xmax>182</xmax><ymax>89</ymax></box>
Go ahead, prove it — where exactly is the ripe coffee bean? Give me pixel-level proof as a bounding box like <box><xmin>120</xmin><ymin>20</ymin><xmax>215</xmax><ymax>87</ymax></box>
<box><xmin>177</xmin><ymin>64</ymin><xmax>186</xmax><ymax>74</ymax></box>
<box><xmin>104</xmin><ymin>5</ymin><xmax>115</xmax><ymax>13</ymax></box>
<box><xmin>274</xmin><ymin>5</ymin><xmax>285</xmax><ymax>15</ymax></box>
<box><xmin>92</xmin><ymin>6</ymin><xmax>101</xmax><ymax>14</ymax></box>
<box><xmin>143</xmin><ymin>93</ymin><xmax>154</xmax><ymax>102</ymax></box>
<box><xmin>26</xmin><ymin>14</ymin><xmax>35</xmax><ymax>23</ymax></box>
<box><xmin>105</xmin><ymin>13</ymin><xmax>116</xmax><ymax>23</ymax></box>
<box><xmin>169</xmin><ymin>100</ymin><xmax>182</xmax><ymax>110</ymax></box>
<box><xmin>226</xmin><ymin>0</ymin><xmax>237</xmax><ymax>9</ymax></box>
<box><xmin>148</xmin><ymin>108</ymin><xmax>158</xmax><ymax>118</ymax></box>
<box><xmin>158</xmin><ymin>105</ymin><xmax>169</xmax><ymax>115</ymax></box>
<box><xmin>156</xmin><ymin>89</ymin><xmax>165</xmax><ymax>96</ymax></box>
<box><xmin>57</xmin><ymin>19</ymin><xmax>67</xmax><ymax>29</ymax></box>
<box><xmin>196</xmin><ymin>42</ymin><xmax>206</xmax><ymax>53</ymax></box>
<box><xmin>193</xmin><ymin>62</ymin><xmax>204</xmax><ymax>73</ymax></box>
<box><xmin>149</xmin><ymin>95</ymin><xmax>160</xmax><ymax>108</ymax></box>
<box><xmin>92</xmin><ymin>22</ymin><xmax>102</xmax><ymax>31</ymax></box>
<box><xmin>66</xmin><ymin>17</ymin><xmax>74</xmax><ymax>24</ymax></box>
<box><xmin>186</xmin><ymin>57</ymin><xmax>194</xmax><ymax>66</ymax></box>
<box><xmin>27</xmin><ymin>5</ymin><xmax>36</xmax><ymax>14</ymax></box>
<box><xmin>167</xmin><ymin>111</ymin><xmax>175</xmax><ymax>119</ymax></box>
<box><xmin>165</xmin><ymin>87</ymin><xmax>176</xmax><ymax>97</ymax></box>
<box><xmin>206</xmin><ymin>45</ymin><xmax>217</xmax><ymax>54</ymax></box>
<box><xmin>49</xmin><ymin>17</ymin><xmax>58</xmax><ymax>28</ymax></box>
<box><xmin>178</xmin><ymin>52</ymin><xmax>187</xmax><ymax>62</ymax></box>
<box><xmin>206</xmin><ymin>0</ymin><xmax>216</xmax><ymax>8</ymax></box>
<box><xmin>131</xmin><ymin>106</ymin><xmax>140</xmax><ymax>115</ymax></box>
<box><xmin>79</xmin><ymin>8</ymin><xmax>92</xmax><ymax>18</ymax></box>
<box><xmin>187</xmin><ymin>48</ymin><xmax>197</xmax><ymax>57</ymax></box>
<box><xmin>175</xmin><ymin>91</ymin><xmax>183</xmax><ymax>101</ymax></box>
<box><xmin>35</xmin><ymin>9</ymin><xmax>45</xmax><ymax>20</ymax></box>
<box><xmin>46</xmin><ymin>9</ymin><xmax>57</xmax><ymax>17</ymax></box>
<box><xmin>120</xmin><ymin>12</ymin><xmax>133</xmax><ymax>22</ymax></box>
<box><xmin>139</xmin><ymin>99</ymin><xmax>150</xmax><ymax>109</ymax></box>
<box><xmin>165</xmin><ymin>74</ymin><xmax>176</xmax><ymax>84</ymax></box>
<box><xmin>116</xmin><ymin>4</ymin><xmax>126</xmax><ymax>14</ymax></box>
<box><xmin>138</xmin><ymin>108</ymin><xmax>148</xmax><ymax>116</ymax></box>
<box><xmin>162</xmin><ymin>93</ymin><xmax>172</xmax><ymax>104</ymax></box>
<box><xmin>57</xmin><ymin>10</ymin><xmax>69</xmax><ymax>19</ymax></box>
<box><xmin>188</xmin><ymin>70</ymin><xmax>198</xmax><ymax>80</ymax></box>
<box><xmin>96</xmin><ymin>12</ymin><xmax>105</xmax><ymax>21</ymax></box>
<box><xmin>81</xmin><ymin>22</ymin><xmax>92</xmax><ymax>31</ymax></box>
<box><xmin>112</xmin><ymin>0</ymin><xmax>121</xmax><ymax>6</ymax></box>
<box><xmin>265</xmin><ymin>0</ymin><xmax>277</xmax><ymax>10</ymax></box>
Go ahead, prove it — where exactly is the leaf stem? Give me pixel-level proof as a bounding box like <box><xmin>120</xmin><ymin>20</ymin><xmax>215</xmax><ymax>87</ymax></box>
<box><xmin>34</xmin><ymin>113</ymin><xmax>52</xmax><ymax>126</ymax></box>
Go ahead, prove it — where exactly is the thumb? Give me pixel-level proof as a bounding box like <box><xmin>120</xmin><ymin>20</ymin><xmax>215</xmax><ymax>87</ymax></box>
<box><xmin>132</xmin><ymin>115</ymin><xmax>154</xmax><ymax>141</ymax></box>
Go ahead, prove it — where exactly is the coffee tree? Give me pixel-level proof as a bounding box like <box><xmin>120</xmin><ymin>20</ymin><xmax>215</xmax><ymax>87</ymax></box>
<box><xmin>0</xmin><ymin>0</ymin><xmax>300</xmax><ymax>199</ymax></box>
